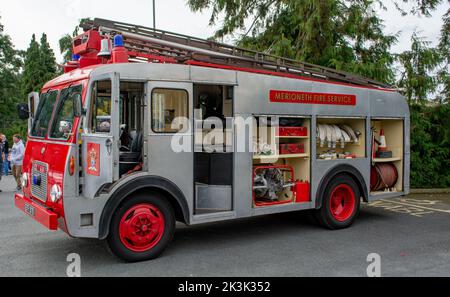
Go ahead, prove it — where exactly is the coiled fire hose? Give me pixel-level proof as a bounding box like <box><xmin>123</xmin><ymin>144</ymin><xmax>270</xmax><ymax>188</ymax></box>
<box><xmin>317</xmin><ymin>124</ymin><xmax>359</xmax><ymax>148</ymax></box>
<box><xmin>370</xmin><ymin>163</ymin><xmax>398</xmax><ymax>191</ymax></box>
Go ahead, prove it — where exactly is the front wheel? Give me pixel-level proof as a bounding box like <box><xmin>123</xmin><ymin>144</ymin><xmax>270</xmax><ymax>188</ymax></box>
<box><xmin>315</xmin><ymin>174</ymin><xmax>361</xmax><ymax>230</ymax></box>
<box><xmin>107</xmin><ymin>193</ymin><xmax>175</xmax><ymax>262</ymax></box>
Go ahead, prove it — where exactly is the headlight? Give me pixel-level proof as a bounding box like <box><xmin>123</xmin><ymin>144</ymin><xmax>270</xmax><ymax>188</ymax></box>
<box><xmin>50</xmin><ymin>184</ymin><xmax>62</xmax><ymax>203</ymax></box>
<box><xmin>21</xmin><ymin>173</ymin><xmax>29</xmax><ymax>188</ymax></box>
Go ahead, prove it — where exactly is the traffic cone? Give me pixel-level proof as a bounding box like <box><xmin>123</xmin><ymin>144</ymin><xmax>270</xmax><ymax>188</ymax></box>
<box><xmin>378</xmin><ymin>129</ymin><xmax>388</xmax><ymax>152</ymax></box>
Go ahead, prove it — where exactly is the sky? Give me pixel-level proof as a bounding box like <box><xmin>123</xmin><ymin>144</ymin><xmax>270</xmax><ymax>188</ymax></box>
<box><xmin>0</xmin><ymin>0</ymin><xmax>448</xmax><ymax>63</ymax></box>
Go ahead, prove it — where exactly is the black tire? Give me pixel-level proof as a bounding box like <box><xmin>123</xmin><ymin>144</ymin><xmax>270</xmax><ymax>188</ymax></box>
<box><xmin>315</xmin><ymin>174</ymin><xmax>361</xmax><ymax>230</ymax></box>
<box><xmin>107</xmin><ymin>192</ymin><xmax>175</xmax><ymax>262</ymax></box>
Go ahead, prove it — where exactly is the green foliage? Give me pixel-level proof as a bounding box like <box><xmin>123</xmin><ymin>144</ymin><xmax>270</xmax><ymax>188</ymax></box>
<box><xmin>59</xmin><ymin>34</ymin><xmax>73</xmax><ymax>64</ymax></box>
<box><xmin>398</xmin><ymin>33</ymin><xmax>443</xmax><ymax>103</ymax></box>
<box><xmin>436</xmin><ymin>7</ymin><xmax>449</xmax><ymax>104</ymax></box>
<box><xmin>21</xmin><ymin>32</ymin><xmax>58</xmax><ymax>96</ymax></box>
<box><xmin>0</xmin><ymin>16</ymin><xmax>26</xmax><ymax>143</ymax></box>
<box><xmin>410</xmin><ymin>104</ymin><xmax>450</xmax><ymax>188</ymax></box>
<box><xmin>189</xmin><ymin>0</ymin><xmax>399</xmax><ymax>84</ymax></box>
<box><xmin>40</xmin><ymin>33</ymin><xmax>57</xmax><ymax>81</ymax></box>
<box><xmin>1</xmin><ymin>14</ymin><xmax>58</xmax><ymax>143</ymax></box>
<box><xmin>21</xmin><ymin>34</ymin><xmax>43</xmax><ymax>97</ymax></box>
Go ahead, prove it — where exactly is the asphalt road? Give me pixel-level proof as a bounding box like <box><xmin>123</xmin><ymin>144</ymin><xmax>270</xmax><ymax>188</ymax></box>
<box><xmin>1</xmin><ymin>175</ymin><xmax>449</xmax><ymax>277</ymax></box>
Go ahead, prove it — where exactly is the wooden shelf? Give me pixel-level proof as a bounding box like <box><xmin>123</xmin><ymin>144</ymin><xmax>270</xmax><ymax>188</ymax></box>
<box><xmin>373</xmin><ymin>157</ymin><xmax>402</xmax><ymax>163</ymax></box>
<box><xmin>254</xmin><ymin>153</ymin><xmax>309</xmax><ymax>160</ymax></box>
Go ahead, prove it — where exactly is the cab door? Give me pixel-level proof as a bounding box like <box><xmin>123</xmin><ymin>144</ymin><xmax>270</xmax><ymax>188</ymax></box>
<box><xmin>82</xmin><ymin>73</ymin><xmax>120</xmax><ymax>198</ymax></box>
<box><xmin>147</xmin><ymin>82</ymin><xmax>194</xmax><ymax>213</ymax></box>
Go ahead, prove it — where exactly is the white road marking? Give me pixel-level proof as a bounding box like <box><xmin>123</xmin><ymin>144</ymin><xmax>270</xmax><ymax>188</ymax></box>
<box><xmin>387</xmin><ymin>199</ymin><xmax>450</xmax><ymax>214</ymax></box>
<box><xmin>368</xmin><ymin>198</ymin><xmax>450</xmax><ymax>218</ymax></box>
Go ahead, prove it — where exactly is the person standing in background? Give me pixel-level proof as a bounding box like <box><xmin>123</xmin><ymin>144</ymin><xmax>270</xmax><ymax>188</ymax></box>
<box><xmin>11</xmin><ymin>134</ymin><xmax>25</xmax><ymax>191</ymax></box>
<box><xmin>1</xmin><ymin>134</ymin><xmax>9</xmax><ymax>176</ymax></box>
<box><xmin>0</xmin><ymin>135</ymin><xmax>3</xmax><ymax>193</ymax></box>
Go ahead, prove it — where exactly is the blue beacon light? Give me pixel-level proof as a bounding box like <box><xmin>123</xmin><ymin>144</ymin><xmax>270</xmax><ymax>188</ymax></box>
<box><xmin>114</xmin><ymin>35</ymin><xmax>124</xmax><ymax>48</ymax></box>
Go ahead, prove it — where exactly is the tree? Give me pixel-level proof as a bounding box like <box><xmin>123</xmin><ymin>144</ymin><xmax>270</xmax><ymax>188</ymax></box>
<box><xmin>59</xmin><ymin>34</ymin><xmax>73</xmax><ymax>63</ymax></box>
<box><xmin>397</xmin><ymin>33</ymin><xmax>442</xmax><ymax>103</ymax></box>
<box><xmin>0</xmin><ymin>16</ymin><xmax>26</xmax><ymax>141</ymax></box>
<box><xmin>21</xmin><ymin>33</ymin><xmax>58</xmax><ymax>97</ymax></box>
<box><xmin>436</xmin><ymin>7</ymin><xmax>449</xmax><ymax>104</ymax></box>
<box><xmin>187</xmin><ymin>0</ymin><xmax>444</xmax><ymax>83</ymax></box>
<box><xmin>189</xmin><ymin>0</ymin><xmax>399</xmax><ymax>83</ymax></box>
<box><xmin>21</xmin><ymin>34</ymin><xmax>43</xmax><ymax>96</ymax></box>
<box><xmin>39</xmin><ymin>33</ymin><xmax>57</xmax><ymax>82</ymax></box>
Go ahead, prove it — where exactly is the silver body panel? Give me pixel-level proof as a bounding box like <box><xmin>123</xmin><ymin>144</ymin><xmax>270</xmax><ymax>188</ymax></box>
<box><xmin>60</xmin><ymin>63</ymin><xmax>409</xmax><ymax>238</ymax></box>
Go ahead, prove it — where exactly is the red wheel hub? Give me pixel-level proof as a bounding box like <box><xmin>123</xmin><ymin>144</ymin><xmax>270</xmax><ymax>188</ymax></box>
<box><xmin>119</xmin><ymin>203</ymin><xmax>165</xmax><ymax>252</ymax></box>
<box><xmin>329</xmin><ymin>184</ymin><xmax>356</xmax><ymax>222</ymax></box>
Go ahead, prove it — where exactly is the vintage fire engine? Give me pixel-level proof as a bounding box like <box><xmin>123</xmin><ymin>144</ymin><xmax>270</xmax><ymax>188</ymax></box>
<box><xmin>15</xmin><ymin>19</ymin><xmax>410</xmax><ymax>262</ymax></box>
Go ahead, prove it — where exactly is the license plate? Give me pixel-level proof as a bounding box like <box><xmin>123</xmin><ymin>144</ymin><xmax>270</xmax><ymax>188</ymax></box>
<box><xmin>24</xmin><ymin>203</ymin><xmax>36</xmax><ymax>217</ymax></box>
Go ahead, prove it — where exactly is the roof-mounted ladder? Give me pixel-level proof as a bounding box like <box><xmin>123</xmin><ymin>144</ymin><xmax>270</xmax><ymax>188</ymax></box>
<box><xmin>81</xmin><ymin>18</ymin><xmax>391</xmax><ymax>89</ymax></box>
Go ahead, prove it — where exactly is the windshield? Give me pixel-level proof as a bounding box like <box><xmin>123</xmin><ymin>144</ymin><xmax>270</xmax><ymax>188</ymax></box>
<box><xmin>49</xmin><ymin>85</ymin><xmax>83</xmax><ymax>139</ymax></box>
<box><xmin>30</xmin><ymin>90</ymin><xmax>59</xmax><ymax>138</ymax></box>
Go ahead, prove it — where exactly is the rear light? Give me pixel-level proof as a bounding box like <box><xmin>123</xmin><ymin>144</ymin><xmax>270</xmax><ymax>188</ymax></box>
<box><xmin>69</xmin><ymin>156</ymin><xmax>75</xmax><ymax>176</ymax></box>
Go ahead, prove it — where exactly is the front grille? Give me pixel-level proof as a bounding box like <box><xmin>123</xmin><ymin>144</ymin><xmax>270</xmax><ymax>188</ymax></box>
<box><xmin>31</xmin><ymin>161</ymin><xmax>48</xmax><ymax>202</ymax></box>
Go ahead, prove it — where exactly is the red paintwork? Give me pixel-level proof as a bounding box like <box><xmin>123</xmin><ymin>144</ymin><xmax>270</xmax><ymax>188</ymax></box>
<box><xmin>86</xmin><ymin>143</ymin><xmax>100</xmax><ymax>176</ymax></box>
<box><xmin>186</xmin><ymin>60</ymin><xmax>396</xmax><ymax>93</ymax></box>
<box><xmin>23</xmin><ymin>79</ymin><xmax>89</xmax><ymax>225</ymax></box>
<box><xmin>15</xmin><ymin>193</ymin><xmax>58</xmax><ymax>230</ymax></box>
<box><xmin>127</xmin><ymin>51</ymin><xmax>178</xmax><ymax>64</ymax></box>
<box><xmin>295</xmin><ymin>181</ymin><xmax>310</xmax><ymax>203</ymax></box>
<box><xmin>279</xmin><ymin>143</ymin><xmax>305</xmax><ymax>155</ymax></box>
<box><xmin>277</xmin><ymin>127</ymin><xmax>308</xmax><ymax>137</ymax></box>
<box><xmin>73</xmin><ymin>30</ymin><xmax>102</xmax><ymax>56</ymax></box>
<box><xmin>119</xmin><ymin>203</ymin><xmax>165</xmax><ymax>252</ymax></box>
<box><xmin>73</xmin><ymin>30</ymin><xmax>103</xmax><ymax>69</ymax></box>
<box><xmin>329</xmin><ymin>184</ymin><xmax>356</xmax><ymax>222</ymax></box>
<box><xmin>112</xmin><ymin>46</ymin><xmax>129</xmax><ymax>63</ymax></box>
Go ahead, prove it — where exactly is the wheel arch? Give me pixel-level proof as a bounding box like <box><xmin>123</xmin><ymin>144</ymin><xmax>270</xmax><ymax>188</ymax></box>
<box><xmin>315</xmin><ymin>164</ymin><xmax>368</xmax><ymax>210</ymax></box>
<box><xmin>98</xmin><ymin>175</ymin><xmax>190</xmax><ymax>240</ymax></box>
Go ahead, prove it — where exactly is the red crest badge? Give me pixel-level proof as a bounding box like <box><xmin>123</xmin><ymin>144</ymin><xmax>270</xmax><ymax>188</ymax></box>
<box><xmin>87</xmin><ymin>143</ymin><xmax>100</xmax><ymax>176</ymax></box>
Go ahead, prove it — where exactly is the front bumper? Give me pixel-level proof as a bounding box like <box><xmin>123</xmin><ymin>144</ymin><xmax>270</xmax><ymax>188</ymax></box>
<box><xmin>15</xmin><ymin>194</ymin><xmax>58</xmax><ymax>230</ymax></box>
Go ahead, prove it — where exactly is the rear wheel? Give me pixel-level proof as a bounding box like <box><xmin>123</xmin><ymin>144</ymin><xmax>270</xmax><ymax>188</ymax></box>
<box><xmin>315</xmin><ymin>174</ymin><xmax>361</xmax><ymax>229</ymax></box>
<box><xmin>107</xmin><ymin>193</ymin><xmax>175</xmax><ymax>262</ymax></box>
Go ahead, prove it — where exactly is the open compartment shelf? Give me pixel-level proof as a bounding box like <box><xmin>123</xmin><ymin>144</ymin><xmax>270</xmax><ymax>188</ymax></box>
<box><xmin>370</xmin><ymin>119</ymin><xmax>405</xmax><ymax>195</ymax></box>
<box><xmin>252</xmin><ymin>117</ymin><xmax>311</xmax><ymax>207</ymax></box>
<box><xmin>316</xmin><ymin>117</ymin><xmax>366</xmax><ymax>160</ymax></box>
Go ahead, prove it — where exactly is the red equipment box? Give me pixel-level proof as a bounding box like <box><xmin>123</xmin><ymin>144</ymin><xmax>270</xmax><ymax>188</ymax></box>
<box><xmin>295</xmin><ymin>181</ymin><xmax>310</xmax><ymax>203</ymax></box>
<box><xmin>279</xmin><ymin>143</ymin><xmax>305</xmax><ymax>155</ymax></box>
<box><xmin>277</xmin><ymin>127</ymin><xmax>308</xmax><ymax>137</ymax></box>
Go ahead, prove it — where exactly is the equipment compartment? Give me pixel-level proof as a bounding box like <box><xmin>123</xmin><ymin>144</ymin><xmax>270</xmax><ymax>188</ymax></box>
<box><xmin>370</xmin><ymin>119</ymin><xmax>404</xmax><ymax>194</ymax></box>
<box><xmin>253</xmin><ymin>117</ymin><xmax>311</xmax><ymax>207</ymax></box>
<box><xmin>316</xmin><ymin>118</ymin><xmax>366</xmax><ymax>160</ymax></box>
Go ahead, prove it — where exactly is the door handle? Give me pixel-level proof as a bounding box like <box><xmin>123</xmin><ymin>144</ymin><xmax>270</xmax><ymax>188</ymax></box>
<box><xmin>105</xmin><ymin>139</ymin><xmax>113</xmax><ymax>155</ymax></box>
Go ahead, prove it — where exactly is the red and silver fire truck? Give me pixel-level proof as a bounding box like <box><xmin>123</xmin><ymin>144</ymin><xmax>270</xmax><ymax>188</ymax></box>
<box><xmin>15</xmin><ymin>19</ymin><xmax>410</xmax><ymax>262</ymax></box>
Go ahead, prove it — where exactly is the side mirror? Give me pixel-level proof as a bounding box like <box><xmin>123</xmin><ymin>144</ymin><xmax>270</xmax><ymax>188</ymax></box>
<box><xmin>28</xmin><ymin>92</ymin><xmax>39</xmax><ymax>118</ymax></box>
<box><xmin>17</xmin><ymin>103</ymin><xmax>30</xmax><ymax>120</ymax></box>
<box><xmin>73</xmin><ymin>93</ymin><xmax>84</xmax><ymax>117</ymax></box>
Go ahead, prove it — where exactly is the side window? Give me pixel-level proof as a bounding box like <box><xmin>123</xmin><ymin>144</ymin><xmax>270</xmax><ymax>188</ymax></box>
<box><xmin>50</xmin><ymin>85</ymin><xmax>82</xmax><ymax>139</ymax></box>
<box><xmin>152</xmin><ymin>88</ymin><xmax>188</xmax><ymax>133</ymax></box>
<box><xmin>90</xmin><ymin>80</ymin><xmax>112</xmax><ymax>133</ymax></box>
